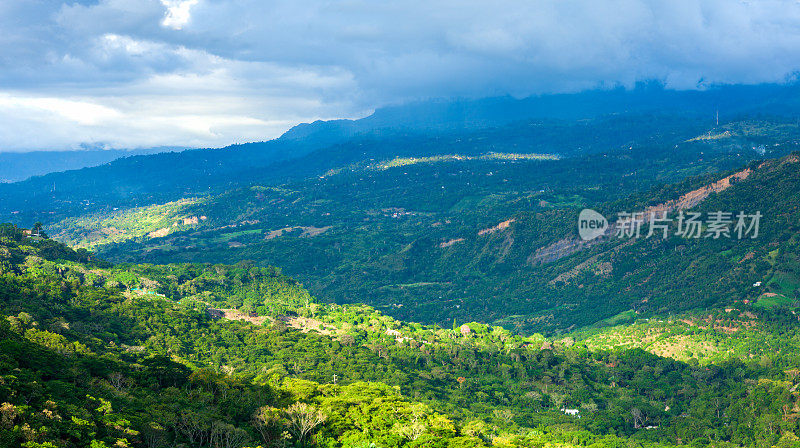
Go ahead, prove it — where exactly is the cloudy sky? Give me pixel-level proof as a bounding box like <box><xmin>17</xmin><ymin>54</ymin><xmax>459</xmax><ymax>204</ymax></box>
<box><xmin>2</xmin><ymin>0</ymin><xmax>800</xmax><ymax>151</ymax></box>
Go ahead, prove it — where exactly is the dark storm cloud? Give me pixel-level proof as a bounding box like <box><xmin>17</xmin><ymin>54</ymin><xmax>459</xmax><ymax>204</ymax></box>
<box><xmin>1</xmin><ymin>0</ymin><xmax>800</xmax><ymax>149</ymax></box>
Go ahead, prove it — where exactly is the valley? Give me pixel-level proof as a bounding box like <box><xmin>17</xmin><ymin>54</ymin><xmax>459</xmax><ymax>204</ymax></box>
<box><xmin>37</xmin><ymin>117</ymin><xmax>800</xmax><ymax>333</ymax></box>
<box><xmin>7</xmin><ymin>3</ymin><xmax>800</xmax><ymax>447</ymax></box>
<box><xmin>4</xmin><ymin>88</ymin><xmax>800</xmax><ymax>447</ymax></box>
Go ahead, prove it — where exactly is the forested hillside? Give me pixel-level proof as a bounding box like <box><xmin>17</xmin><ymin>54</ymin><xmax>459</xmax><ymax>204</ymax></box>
<box><xmin>4</xmin><ymin>225</ymin><xmax>800</xmax><ymax>447</ymax></box>
<box><xmin>50</xmin><ymin>118</ymin><xmax>800</xmax><ymax>332</ymax></box>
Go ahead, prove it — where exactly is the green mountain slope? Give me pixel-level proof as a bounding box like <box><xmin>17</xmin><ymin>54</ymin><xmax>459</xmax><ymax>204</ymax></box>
<box><xmin>54</xmin><ymin>119</ymin><xmax>800</xmax><ymax>332</ymax></box>
<box><xmin>0</xmin><ymin>109</ymin><xmax>732</xmax><ymax>225</ymax></box>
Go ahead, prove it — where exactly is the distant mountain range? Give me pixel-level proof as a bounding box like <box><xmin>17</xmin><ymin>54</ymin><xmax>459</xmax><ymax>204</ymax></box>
<box><xmin>5</xmin><ymin>82</ymin><xmax>800</xmax><ymax>185</ymax></box>
<box><xmin>279</xmin><ymin>82</ymin><xmax>800</xmax><ymax>145</ymax></box>
<box><xmin>3</xmin><ymin>82</ymin><xmax>800</xmax><ymax>225</ymax></box>
<box><xmin>0</xmin><ymin>147</ymin><xmax>187</xmax><ymax>183</ymax></box>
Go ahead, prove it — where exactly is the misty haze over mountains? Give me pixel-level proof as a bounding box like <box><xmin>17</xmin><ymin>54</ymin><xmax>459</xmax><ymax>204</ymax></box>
<box><xmin>4</xmin><ymin>82</ymin><xmax>800</xmax><ymax>185</ymax></box>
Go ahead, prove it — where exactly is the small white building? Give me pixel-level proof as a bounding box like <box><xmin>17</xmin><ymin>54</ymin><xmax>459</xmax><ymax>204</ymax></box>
<box><xmin>561</xmin><ymin>408</ymin><xmax>580</xmax><ymax>417</ymax></box>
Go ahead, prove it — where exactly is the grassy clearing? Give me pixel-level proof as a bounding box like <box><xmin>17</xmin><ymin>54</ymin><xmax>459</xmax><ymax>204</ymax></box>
<box><xmin>374</xmin><ymin>152</ymin><xmax>559</xmax><ymax>170</ymax></box>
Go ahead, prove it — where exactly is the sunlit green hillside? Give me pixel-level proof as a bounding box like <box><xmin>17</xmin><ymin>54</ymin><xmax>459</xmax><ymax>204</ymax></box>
<box><xmin>5</xmin><ymin>225</ymin><xmax>800</xmax><ymax>447</ymax></box>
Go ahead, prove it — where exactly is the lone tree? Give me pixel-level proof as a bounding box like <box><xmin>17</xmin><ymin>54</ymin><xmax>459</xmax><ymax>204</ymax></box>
<box><xmin>285</xmin><ymin>402</ymin><xmax>327</xmax><ymax>445</ymax></box>
<box><xmin>631</xmin><ymin>407</ymin><xmax>645</xmax><ymax>429</ymax></box>
<box><xmin>252</xmin><ymin>406</ymin><xmax>283</xmax><ymax>446</ymax></box>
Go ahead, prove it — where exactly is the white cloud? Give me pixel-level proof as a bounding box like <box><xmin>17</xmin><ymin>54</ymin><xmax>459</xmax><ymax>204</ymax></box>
<box><xmin>0</xmin><ymin>95</ymin><xmax>121</xmax><ymax>126</ymax></box>
<box><xmin>0</xmin><ymin>39</ymin><xmax>359</xmax><ymax>151</ymax></box>
<box><xmin>0</xmin><ymin>88</ymin><xmax>319</xmax><ymax>151</ymax></box>
<box><xmin>160</xmin><ymin>0</ymin><xmax>199</xmax><ymax>30</ymax></box>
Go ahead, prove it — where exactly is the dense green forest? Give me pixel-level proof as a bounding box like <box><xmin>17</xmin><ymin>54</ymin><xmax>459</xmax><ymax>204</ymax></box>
<box><xmin>4</xmin><ymin>224</ymin><xmax>800</xmax><ymax>447</ymax></box>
